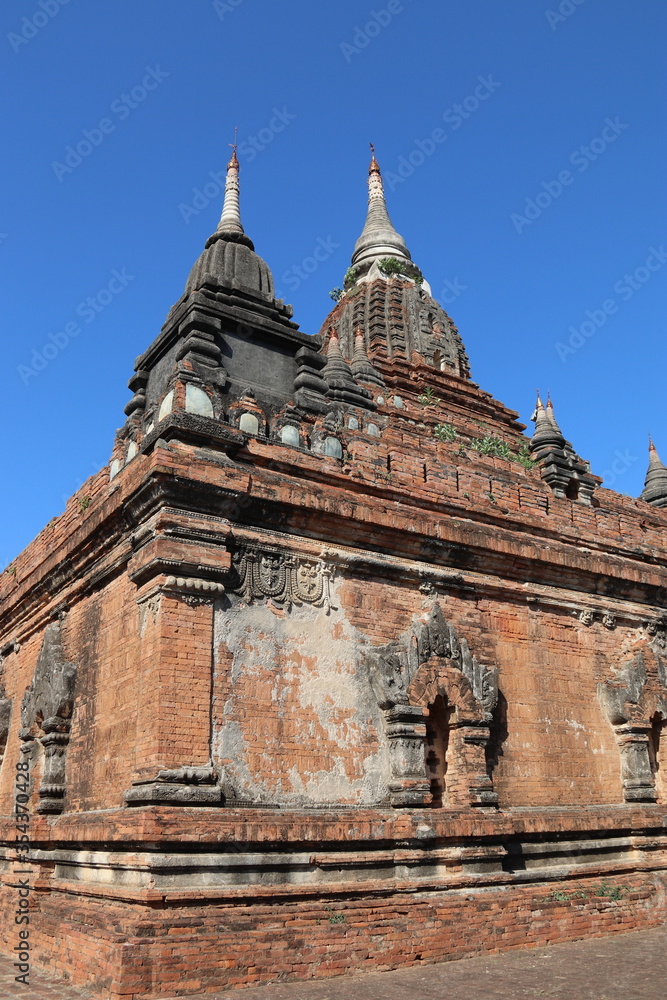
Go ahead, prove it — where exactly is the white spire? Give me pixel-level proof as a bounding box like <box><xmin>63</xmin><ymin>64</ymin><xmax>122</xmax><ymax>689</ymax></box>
<box><xmin>216</xmin><ymin>142</ymin><xmax>244</xmax><ymax>236</ymax></box>
<box><xmin>351</xmin><ymin>145</ymin><xmax>411</xmax><ymax>269</ymax></box>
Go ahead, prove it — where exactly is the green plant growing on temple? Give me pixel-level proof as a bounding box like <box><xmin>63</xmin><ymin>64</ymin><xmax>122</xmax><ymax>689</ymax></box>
<box><xmin>417</xmin><ymin>386</ymin><xmax>440</xmax><ymax>407</ymax></box>
<box><xmin>329</xmin><ymin>287</ymin><xmax>343</xmax><ymax>302</ymax></box>
<box><xmin>434</xmin><ymin>422</ymin><xmax>457</xmax><ymax>442</ymax></box>
<box><xmin>324</xmin><ymin>905</ymin><xmax>346</xmax><ymax>924</ymax></box>
<box><xmin>594</xmin><ymin>882</ymin><xmax>626</xmax><ymax>900</ymax></box>
<box><xmin>470</xmin><ymin>436</ymin><xmax>512</xmax><ymax>460</ymax></box>
<box><xmin>344</xmin><ymin>266</ymin><xmax>359</xmax><ymax>286</ymax></box>
<box><xmin>377</xmin><ymin>256</ymin><xmax>403</xmax><ymax>277</ymax></box>
<box><xmin>514</xmin><ymin>443</ymin><xmax>535</xmax><ymax>470</ymax></box>
<box><xmin>77</xmin><ymin>496</ymin><xmax>91</xmax><ymax>513</ymax></box>
<box><xmin>468</xmin><ymin>435</ymin><xmax>536</xmax><ymax>469</ymax></box>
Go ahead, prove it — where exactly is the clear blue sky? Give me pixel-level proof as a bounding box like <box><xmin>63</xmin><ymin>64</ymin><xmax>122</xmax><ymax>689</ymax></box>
<box><xmin>2</xmin><ymin>0</ymin><xmax>665</xmax><ymax>566</ymax></box>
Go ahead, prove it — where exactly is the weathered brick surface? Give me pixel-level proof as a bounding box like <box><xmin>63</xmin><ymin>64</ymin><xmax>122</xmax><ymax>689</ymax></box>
<box><xmin>0</xmin><ymin>871</ymin><xmax>664</xmax><ymax>997</ymax></box>
<box><xmin>3</xmin><ymin>924</ymin><xmax>667</xmax><ymax>1000</ymax></box>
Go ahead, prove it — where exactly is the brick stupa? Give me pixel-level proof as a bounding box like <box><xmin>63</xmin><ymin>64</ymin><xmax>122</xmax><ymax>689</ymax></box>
<box><xmin>1</xmin><ymin>148</ymin><xmax>667</xmax><ymax>997</ymax></box>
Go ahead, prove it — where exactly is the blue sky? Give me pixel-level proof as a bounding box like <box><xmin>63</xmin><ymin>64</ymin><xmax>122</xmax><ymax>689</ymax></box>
<box><xmin>2</xmin><ymin>0</ymin><xmax>665</xmax><ymax>565</ymax></box>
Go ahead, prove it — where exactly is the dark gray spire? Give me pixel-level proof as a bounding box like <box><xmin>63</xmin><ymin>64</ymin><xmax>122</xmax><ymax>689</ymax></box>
<box><xmin>530</xmin><ymin>393</ymin><xmax>597</xmax><ymax>504</ymax></box>
<box><xmin>351</xmin><ymin>148</ymin><xmax>411</xmax><ymax>270</ymax></box>
<box><xmin>184</xmin><ymin>146</ymin><xmax>275</xmax><ymax>298</ymax></box>
<box><xmin>531</xmin><ymin>394</ymin><xmax>565</xmax><ymax>449</ymax></box>
<box><xmin>321</xmin><ymin>332</ymin><xmax>374</xmax><ymax>409</ymax></box>
<box><xmin>350</xmin><ymin>329</ymin><xmax>384</xmax><ymax>387</ymax></box>
<box><xmin>640</xmin><ymin>438</ymin><xmax>667</xmax><ymax>507</ymax></box>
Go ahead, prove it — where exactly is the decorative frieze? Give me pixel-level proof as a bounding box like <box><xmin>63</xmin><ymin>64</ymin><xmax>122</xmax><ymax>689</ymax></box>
<box><xmin>229</xmin><ymin>544</ymin><xmax>335</xmax><ymax>613</ymax></box>
<box><xmin>163</xmin><ymin>576</ymin><xmax>226</xmax><ymax>597</ymax></box>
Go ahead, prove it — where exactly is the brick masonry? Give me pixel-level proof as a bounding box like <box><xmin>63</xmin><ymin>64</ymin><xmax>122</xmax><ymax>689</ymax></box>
<box><xmin>1</xmin><ymin>166</ymin><xmax>667</xmax><ymax>995</ymax></box>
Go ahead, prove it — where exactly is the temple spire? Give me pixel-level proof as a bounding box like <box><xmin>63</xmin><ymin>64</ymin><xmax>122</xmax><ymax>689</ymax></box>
<box><xmin>351</xmin><ymin>145</ymin><xmax>411</xmax><ymax>270</ymax></box>
<box><xmin>531</xmin><ymin>392</ymin><xmax>564</xmax><ymax>447</ymax></box>
<box><xmin>321</xmin><ymin>330</ymin><xmax>374</xmax><ymax>409</ymax></box>
<box><xmin>350</xmin><ymin>327</ymin><xmax>385</xmax><ymax>387</ymax></box>
<box><xmin>216</xmin><ymin>137</ymin><xmax>245</xmax><ymax>237</ymax></box>
<box><xmin>641</xmin><ymin>436</ymin><xmax>667</xmax><ymax>507</ymax></box>
<box><xmin>545</xmin><ymin>393</ymin><xmax>565</xmax><ymax>436</ymax></box>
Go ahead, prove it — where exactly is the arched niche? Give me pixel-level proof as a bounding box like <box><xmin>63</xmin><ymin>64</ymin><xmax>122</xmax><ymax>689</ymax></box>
<box><xmin>363</xmin><ymin>600</ymin><xmax>500</xmax><ymax>808</ymax></box>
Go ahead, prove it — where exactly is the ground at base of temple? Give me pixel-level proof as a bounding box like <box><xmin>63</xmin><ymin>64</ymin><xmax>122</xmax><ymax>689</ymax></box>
<box><xmin>2</xmin><ymin>926</ymin><xmax>666</xmax><ymax>1000</ymax></box>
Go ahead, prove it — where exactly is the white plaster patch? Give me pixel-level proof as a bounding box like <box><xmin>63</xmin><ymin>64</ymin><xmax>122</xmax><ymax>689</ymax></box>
<box><xmin>185</xmin><ymin>383</ymin><xmax>213</xmax><ymax>418</ymax></box>
<box><xmin>158</xmin><ymin>390</ymin><xmax>174</xmax><ymax>422</ymax></box>
<box><xmin>239</xmin><ymin>412</ymin><xmax>259</xmax><ymax>434</ymax></box>
<box><xmin>281</xmin><ymin>424</ymin><xmax>300</xmax><ymax>447</ymax></box>
<box><xmin>212</xmin><ymin>584</ymin><xmax>390</xmax><ymax>806</ymax></box>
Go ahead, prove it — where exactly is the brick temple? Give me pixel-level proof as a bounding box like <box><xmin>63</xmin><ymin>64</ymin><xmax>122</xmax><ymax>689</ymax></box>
<box><xmin>1</xmin><ymin>148</ymin><xmax>667</xmax><ymax>997</ymax></box>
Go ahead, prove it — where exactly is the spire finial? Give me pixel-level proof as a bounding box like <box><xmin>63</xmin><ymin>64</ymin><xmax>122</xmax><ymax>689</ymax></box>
<box><xmin>217</xmin><ymin>129</ymin><xmax>244</xmax><ymax>236</ymax></box>
<box><xmin>532</xmin><ymin>390</ymin><xmax>545</xmax><ymax>421</ymax></box>
<box><xmin>648</xmin><ymin>435</ymin><xmax>662</xmax><ymax>466</ymax></box>
<box><xmin>368</xmin><ymin>144</ymin><xmax>382</xmax><ymax>186</ymax></box>
<box><xmin>228</xmin><ymin>126</ymin><xmax>239</xmax><ymax>166</ymax></box>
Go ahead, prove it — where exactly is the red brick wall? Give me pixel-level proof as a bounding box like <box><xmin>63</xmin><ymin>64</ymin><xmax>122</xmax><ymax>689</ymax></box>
<box><xmin>481</xmin><ymin>602</ymin><xmax>624</xmax><ymax>807</ymax></box>
<box><xmin>3</xmin><ymin>871</ymin><xmax>663</xmax><ymax>998</ymax></box>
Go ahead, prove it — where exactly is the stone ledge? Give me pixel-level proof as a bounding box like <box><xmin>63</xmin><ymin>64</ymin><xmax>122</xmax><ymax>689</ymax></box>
<box><xmin>1</xmin><ymin>803</ymin><xmax>666</xmax><ymax>847</ymax></box>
